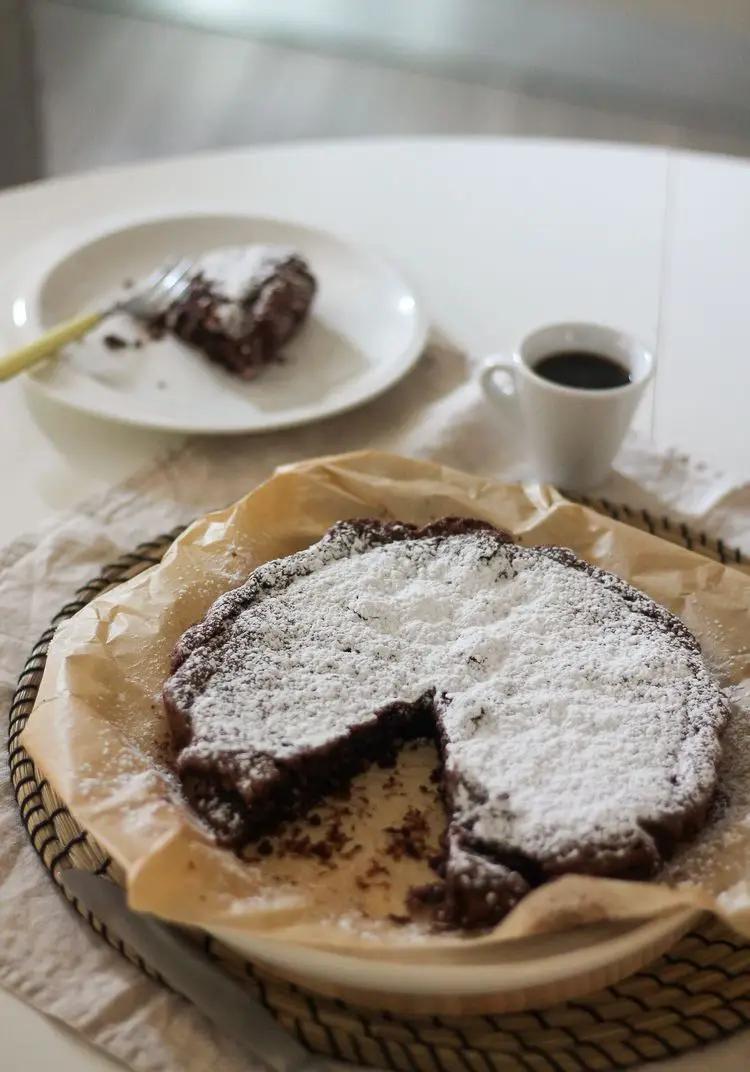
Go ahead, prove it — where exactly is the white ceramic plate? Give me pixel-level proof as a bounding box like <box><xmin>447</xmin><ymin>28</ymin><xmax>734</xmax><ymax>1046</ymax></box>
<box><xmin>14</xmin><ymin>214</ymin><xmax>427</xmax><ymax>434</ymax></box>
<box><xmin>211</xmin><ymin>908</ymin><xmax>700</xmax><ymax>1015</ymax></box>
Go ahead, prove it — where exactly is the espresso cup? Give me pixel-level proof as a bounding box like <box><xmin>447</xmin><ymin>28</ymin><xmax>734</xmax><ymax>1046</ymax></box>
<box><xmin>480</xmin><ymin>322</ymin><xmax>654</xmax><ymax>489</ymax></box>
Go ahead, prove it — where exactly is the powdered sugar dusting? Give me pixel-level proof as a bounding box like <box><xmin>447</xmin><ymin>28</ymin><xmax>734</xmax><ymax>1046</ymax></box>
<box><xmin>190</xmin><ymin>245</ymin><xmax>296</xmax><ymax>337</ymax></box>
<box><xmin>664</xmin><ymin>681</ymin><xmax>750</xmax><ymax>895</ymax></box>
<box><xmin>166</xmin><ymin>521</ymin><xmax>728</xmax><ymax>884</ymax></box>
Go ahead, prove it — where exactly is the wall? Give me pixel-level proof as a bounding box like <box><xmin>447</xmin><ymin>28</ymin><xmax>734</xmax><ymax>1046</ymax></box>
<box><xmin>50</xmin><ymin>0</ymin><xmax>750</xmax><ymax>129</ymax></box>
<box><xmin>29</xmin><ymin>1</ymin><xmax>750</xmax><ymax>180</ymax></box>
<box><xmin>0</xmin><ymin>1</ymin><xmax>41</xmax><ymax>187</ymax></box>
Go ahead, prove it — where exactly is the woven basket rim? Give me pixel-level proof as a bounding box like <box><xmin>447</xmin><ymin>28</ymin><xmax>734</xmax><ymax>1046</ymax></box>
<box><xmin>7</xmin><ymin>499</ymin><xmax>750</xmax><ymax>1072</ymax></box>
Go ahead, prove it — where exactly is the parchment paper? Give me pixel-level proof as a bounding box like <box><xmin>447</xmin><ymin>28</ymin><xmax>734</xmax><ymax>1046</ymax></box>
<box><xmin>20</xmin><ymin>450</ymin><xmax>750</xmax><ymax>956</ymax></box>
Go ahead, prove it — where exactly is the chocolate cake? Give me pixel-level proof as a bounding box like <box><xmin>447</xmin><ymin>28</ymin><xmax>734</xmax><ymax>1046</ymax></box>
<box><xmin>150</xmin><ymin>246</ymin><xmax>316</xmax><ymax>379</ymax></box>
<box><xmin>163</xmin><ymin>519</ymin><xmax>729</xmax><ymax>928</ymax></box>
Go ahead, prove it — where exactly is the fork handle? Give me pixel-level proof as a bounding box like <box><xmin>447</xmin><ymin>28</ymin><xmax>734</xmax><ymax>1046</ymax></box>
<box><xmin>0</xmin><ymin>310</ymin><xmax>103</xmax><ymax>381</ymax></box>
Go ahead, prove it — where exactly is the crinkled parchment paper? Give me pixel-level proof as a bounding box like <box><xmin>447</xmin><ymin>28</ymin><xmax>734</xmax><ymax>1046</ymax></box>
<box><xmin>20</xmin><ymin>451</ymin><xmax>750</xmax><ymax>955</ymax></box>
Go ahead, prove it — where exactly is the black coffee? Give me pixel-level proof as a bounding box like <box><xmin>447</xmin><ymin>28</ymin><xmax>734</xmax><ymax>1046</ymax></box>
<box><xmin>534</xmin><ymin>351</ymin><xmax>631</xmax><ymax>390</ymax></box>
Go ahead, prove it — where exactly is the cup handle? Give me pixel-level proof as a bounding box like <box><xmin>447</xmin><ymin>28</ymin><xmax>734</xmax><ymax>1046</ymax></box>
<box><xmin>480</xmin><ymin>356</ymin><xmax>517</xmax><ymax>405</ymax></box>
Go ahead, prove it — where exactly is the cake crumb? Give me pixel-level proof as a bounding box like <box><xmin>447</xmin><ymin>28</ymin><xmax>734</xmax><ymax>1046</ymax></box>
<box><xmin>103</xmin><ymin>333</ymin><xmax>128</xmax><ymax>350</ymax></box>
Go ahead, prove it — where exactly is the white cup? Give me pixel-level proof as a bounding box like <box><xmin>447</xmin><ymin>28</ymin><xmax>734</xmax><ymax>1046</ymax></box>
<box><xmin>480</xmin><ymin>322</ymin><xmax>654</xmax><ymax>489</ymax></box>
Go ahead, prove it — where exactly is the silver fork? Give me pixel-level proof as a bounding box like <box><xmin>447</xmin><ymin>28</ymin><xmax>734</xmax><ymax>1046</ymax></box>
<box><xmin>0</xmin><ymin>256</ymin><xmax>194</xmax><ymax>381</ymax></box>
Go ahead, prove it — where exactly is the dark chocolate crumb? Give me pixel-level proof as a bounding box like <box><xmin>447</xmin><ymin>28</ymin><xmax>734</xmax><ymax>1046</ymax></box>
<box><xmin>365</xmin><ymin>859</ymin><xmax>390</xmax><ymax>879</ymax></box>
<box><xmin>340</xmin><ymin>843</ymin><xmax>363</xmax><ymax>860</ymax></box>
<box><xmin>408</xmin><ymin>882</ymin><xmax>444</xmax><ymax>907</ymax></box>
<box><xmin>147</xmin><ymin>321</ymin><xmax>166</xmax><ymax>341</ymax></box>
<box><xmin>384</xmin><ymin>806</ymin><xmax>434</xmax><ymax>861</ymax></box>
<box><xmin>103</xmin><ymin>333</ymin><xmax>128</xmax><ymax>350</ymax></box>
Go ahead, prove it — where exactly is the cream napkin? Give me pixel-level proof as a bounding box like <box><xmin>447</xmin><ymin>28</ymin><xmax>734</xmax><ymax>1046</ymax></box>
<box><xmin>1</xmin><ymin>343</ymin><xmax>749</xmax><ymax>1071</ymax></box>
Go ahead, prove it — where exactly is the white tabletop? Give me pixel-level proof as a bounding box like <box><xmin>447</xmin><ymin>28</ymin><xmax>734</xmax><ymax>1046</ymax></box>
<box><xmin>1</xmin><ymin>137</ymin><xmax>749</xmax><ymax>1069</ymax></box>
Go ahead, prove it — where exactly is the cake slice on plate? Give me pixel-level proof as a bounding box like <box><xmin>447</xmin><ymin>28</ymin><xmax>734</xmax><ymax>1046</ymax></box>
<box><xmin>148</xmin><ymin>245</ymin><xmax>316</xmax><ymax>379</ymax></box>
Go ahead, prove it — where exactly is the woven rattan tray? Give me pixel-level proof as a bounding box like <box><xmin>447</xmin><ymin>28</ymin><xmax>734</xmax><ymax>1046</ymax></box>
<box><xmin>8</xmin><ymin>499</ymin><xmax>750</xmax><ymax>1071</ymax></box>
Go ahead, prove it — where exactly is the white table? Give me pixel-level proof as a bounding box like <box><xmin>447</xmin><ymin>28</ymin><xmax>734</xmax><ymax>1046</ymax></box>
<box><xmin>1</xmin><ymin>138</ymin><xmax>749</xmax><ymax>1070</ymax></box>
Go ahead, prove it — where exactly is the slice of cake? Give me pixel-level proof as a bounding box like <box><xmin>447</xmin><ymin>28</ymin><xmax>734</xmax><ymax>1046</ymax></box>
<box><xmin>149</xmin><ymin>246</ymin><xmax>316</xmax><ymax>379</ymax></box>
<box><xmin>163</xmin><ymin>518</ymin><xmax>729</xmax><ymax>929</ymax></box>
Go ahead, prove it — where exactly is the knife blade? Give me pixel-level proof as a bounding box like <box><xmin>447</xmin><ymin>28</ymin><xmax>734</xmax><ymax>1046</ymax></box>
<box><xmin>61</xmin><ymin>868</ymin><xmax>336</xmax><ymax>1072</ymax></box>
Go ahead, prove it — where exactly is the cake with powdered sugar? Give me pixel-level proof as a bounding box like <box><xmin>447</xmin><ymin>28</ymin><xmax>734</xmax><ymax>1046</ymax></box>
<box><xmin>163</xmin><ymin>518</ymin><xmax>729</xmax><ymax>929</ymax></box>
<box><xmin>149</xmin><ymin>245</ymin><xmax>316</xmax><ymax>378</ymax></box>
